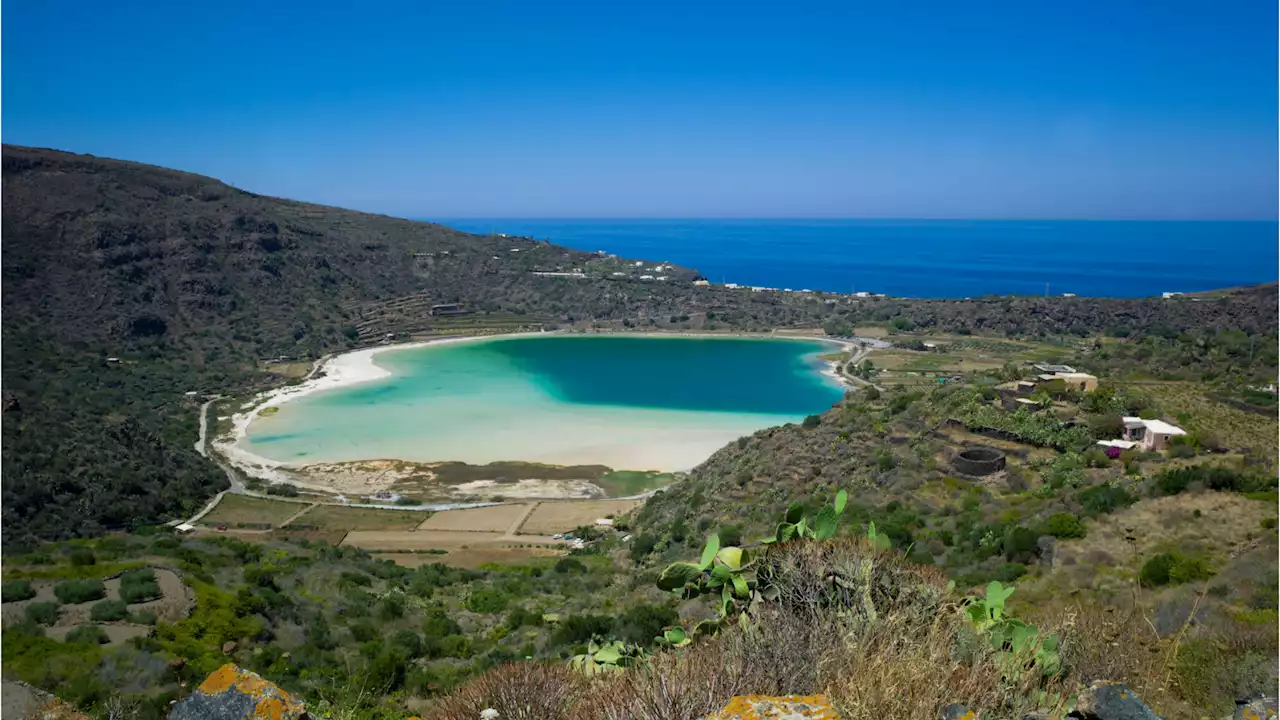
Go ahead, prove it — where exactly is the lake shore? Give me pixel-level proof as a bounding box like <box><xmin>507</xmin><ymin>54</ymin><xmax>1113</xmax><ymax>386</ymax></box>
<box><xmin>214</xmin><ymin>329</ymin><xmax>854</xmax><ymax>489</ymax></box>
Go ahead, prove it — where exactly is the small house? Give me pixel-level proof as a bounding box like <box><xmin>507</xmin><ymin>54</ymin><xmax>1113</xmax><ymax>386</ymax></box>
<box><xmin>1055</xmin><ymin>372</ymin><xmax>1098</xmax><ymax>392</ymax></box>
<box><xmin>1033</xmin><ymin>363</ymin><xmax>1076</xmax><ymax>374</ymax></box>
<box><xmin>1015</xmin><ymin>380</ymin><xmax>1038</xmax><ymax>395</ymax></box>
<box><xmin>1121</xmin><ymin>417</ymin><xmax>1188</xmax><ymax>451</ymax></box>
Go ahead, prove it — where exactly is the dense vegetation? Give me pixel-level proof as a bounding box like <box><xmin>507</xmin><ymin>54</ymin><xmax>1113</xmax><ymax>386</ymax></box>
<box><xmin>2</xmin><ymin>534</ymin><xmax>678</xmax><ymax>718</ymax></box>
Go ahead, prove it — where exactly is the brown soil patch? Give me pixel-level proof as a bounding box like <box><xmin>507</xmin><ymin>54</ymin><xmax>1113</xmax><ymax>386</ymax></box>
<box><xmin>287</xmin><ymin>504</ymin><xmax>426</xmax><ymax>532</ymax></box>
<box><xmin>198</xmin><ymin>494</ymin><xmax>310</xmax><ymax>529</ymax></box>
<box><xmin>518</xmin><ymin>498</ymin><xmax>642</xmax><ymax>535</ymax></box>
<box><xmin>418</xmin><ymin>504</ymin><xmax>533</xmax><ymax>533</ymax></box>
<box><xmin>376</xmin><ymin>547</ymin><xmax>563</xmax><ymax>569</ymax></box>
<box><xmin>341</xmin><ymin>529</ymin><xmax>557</xmax><ymax>551</ymax></box>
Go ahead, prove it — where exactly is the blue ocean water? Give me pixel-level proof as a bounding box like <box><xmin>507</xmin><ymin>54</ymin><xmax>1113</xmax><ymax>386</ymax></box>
<box><xmin>439</xmin><ymin>219</ymin><xmax>1278</xmax><ymax>298</ymax></box>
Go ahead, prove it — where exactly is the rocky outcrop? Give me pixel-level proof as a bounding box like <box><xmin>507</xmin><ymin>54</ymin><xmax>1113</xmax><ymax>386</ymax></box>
<box><xmin>168</xmin><ymin>664</ymin><xmax>307</xmax><ymax>720</ymax></box>
<box><xmin>1068</xmin><ymin>681</ymin><xmax>1161</xmax><ymax>720</ymax></box>
<box><xmin>1235</xmin><ymin>696</ymin><xmax>1279</xmax><ymax>720</ymax></box>
<box><xmin>707</xmin><ymin>695</ymin><xmax>840</xmax><ymax>720</ymax></box>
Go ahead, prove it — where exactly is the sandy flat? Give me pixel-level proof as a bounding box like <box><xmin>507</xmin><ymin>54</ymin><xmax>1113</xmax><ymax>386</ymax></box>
<box><xmin>418</xmin><ymin>503</ymin><xmax>534</xmax><ymax>533</ymax></box>
<box><xmin>518</xmin><ymin>498</ymin><xmax>642</xmax><ymax>535</ymax></box>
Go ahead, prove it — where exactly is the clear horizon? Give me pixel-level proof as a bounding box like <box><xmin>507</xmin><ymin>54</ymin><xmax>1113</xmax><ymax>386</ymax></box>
<box><xmin>5</xmin><ymin>1</ymin><xmax>1276</xmax><ymax>220</ymax></box>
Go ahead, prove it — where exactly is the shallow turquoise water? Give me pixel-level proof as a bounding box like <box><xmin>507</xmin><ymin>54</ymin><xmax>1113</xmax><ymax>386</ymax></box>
<box><xmin>244</xmin><ymin>335</ymin><xmax>844</xmax><ymax>471</ymax></box>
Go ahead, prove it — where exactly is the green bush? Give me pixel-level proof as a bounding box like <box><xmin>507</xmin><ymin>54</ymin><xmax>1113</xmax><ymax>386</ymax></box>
<box><xmin>68</xmin><ymin>549</ymin><xmax>96</xmax><ymax>567</ymax></box>
<box><xmin>25</xmin><ymin>602</ymin><xmax>61</xmax><ymax>626</ymax></box>
<box><xmin>90</xmin><ymin>600</ymin><xmax>128</xmax><ymax>622</ymax></box>
<box><xmin>1262</xmin><ymin>518</ymin><xmax>1277</xmax><ymax>530</ymax></box>
<box><xmin>1155</xmin><ymin>465</ymin><xmax>1274</xmax><ymax>496</ymax></box>
<box><xmin>465</xmin><ymin>588</ymin><xmax>509</xmax><ymax>614</ymax></box>
<box><xmin>265</xmin><ymin>483</ymin><xmax>300</xmax><ymax>497</ymax></box>
<box><xmin>53</xmin><ymin>579</ymin><xmax>105</xmax><ymax>605</ymax></box>
<box><xmin>629</xmin><ymin>534</ymin><xmax>658</xmax><ymax>565</ymax></box>
<box><xmin>129</xmin><ymin>611</ymin><xmax>158</xmax><ymax>625</ymax></box>
<box><xmin>550</xmin><ymin>614</ymin><xmax>614</xmax><ymax>647</ymax></box>
<box><xmin>1140</xmin><ymin>552</ymin><xmax>1213</xmax><ymax>587</ymax></box>
<box><xmin>421</xmin><ymin>607</ymin><xmax>462</xmax><ymax>638</ymax></box>
<box><xmin>1002</xmin><ymin>526</ymin><xmax>1039</xmax><ymax>563</ymax></box>
<box><xmin>349</xmin><ymin>620</ymin><xmax>379</xmax><ymax>642</ymax></box>
<box><xmin>615</xmin><ymin>603</ymin><xmax>679</xmax><ymax>645</ymax></box>
<box><xmin>64</xmin><ymin>625</ymin><xmax>109</xmax><ymax>645</ymax></box>
<box><xmin>503</xmin><ymin>607</ymin><xmax>544</xmax><ymax>630</ymax></box>
<box><xmin>119</xmin><ymin>579</ymin><xmax>162</xmax><ymax>604</ymax></box>
<box><xmin>801</xmin><ymin>414</ymin><xmax>821</xmax><ymax>429</ymax></box>
<box><xmin>1077</xmin><ymin>483</ymin><xmax>1137</xmax><ymax>516</ymax></box>
<box><xmin>375</xmin><ymin>594</ymin><xmax>405</xmax><ymax>621</ymax></box>
<box><xmin>1040</xmin><ymin>513</ymin><xmax>1086</xmax><ymax>539</ymax></box>
<box><xmin>437</xmin><ymin>634</ymin><xmax>472</xmax><ymax>658</ymax></box>
<box><xmin>340</xmin><ymin>571</ymin><xmax>373</xmax><ymax>586</ymax></box>
<box><xmin>2</xmin><ymin>579</ymin><xmax>36</xmax><ymax>602</ymax></box>
<box><xmin>552</xmin><ymin>558</ymin><xmax>586</xmax><ymax>575</ymax></box>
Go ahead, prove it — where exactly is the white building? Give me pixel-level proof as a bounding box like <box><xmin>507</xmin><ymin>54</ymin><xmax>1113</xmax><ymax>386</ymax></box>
<box><xmin>1121</xmin><ymin>417</ymin><xmax>1188</xmax><ymax>451</ymax></box>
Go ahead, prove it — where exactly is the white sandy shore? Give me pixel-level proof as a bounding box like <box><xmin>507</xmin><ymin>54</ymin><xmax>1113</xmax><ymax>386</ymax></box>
<box><xmin>213</xmin><ymin>332</ymin><xmax>552</xmax><ymax>484</ymax></box>
<box><xmin>214</xmin><ymin>330</ymin><xmax>854</xmax><ymax>486</ymax></box>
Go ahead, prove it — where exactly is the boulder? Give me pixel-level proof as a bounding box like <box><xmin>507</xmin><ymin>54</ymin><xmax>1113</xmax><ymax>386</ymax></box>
<box><xmin>1235</xmin><ymin>696</ymin><xmax>1278</xmax><ymax>720</ymax></box>
<box><xmin>707</xmin><ymin>694</ymin><xmax>841</xmax><ymax>719</ymax></box>
<box><xmin>168</xmin><ymin>664</ymin><xmax>307</xmax><ymax>720</ymax></box>
<box><xmin>1068</xmin><ymin>680</ymin><xmax>1162</xmax><ymax>720</ymax></box>
<box><xmin>1036</xmin><ymin>536</ymin><xmax>1058</xmax><ymax>567</ymax></box>
<box><xmin>939</xmin><ymin>704</ymin><xmax>974</xmax><ymax>720</ymax></box>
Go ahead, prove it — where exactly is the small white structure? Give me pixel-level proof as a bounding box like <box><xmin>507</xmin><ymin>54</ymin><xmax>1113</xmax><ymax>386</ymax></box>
<box><xmin>106</xmin><ymin>357</ymin><xmax>121</xmax><ymax>363</ymax></box>
<box><xmin>634</xmin><ymin>261</ymin><xmax>644</xmax><ymax>267</ymax></box>
<box><xmin>724</xmin><ymin>283</ymin><xmax>741</xmax><ymax>289</ymax></box>
<box><xmin>693</xmin><ymin>279</ymin><xmax>710</xmax><ymax>286</ymax></box>
<box><xmin>593</xmin><ymin>518</ymin><xmax>614</xmax><ymax>527</ymax></box>
<box><xmin>1096</xmin><ymin>439</ymin><xmax>1138</xmax><ymax>450</ymax></box>
<box><xmin>175</xmin><ymin>523</ymin><xmax>196</xmax><ymax>534</ymax></box>
<box><xmin>1162</xmin><ymin>292</ymin><xmax>1184</xmax><ymax>299</ymax></box>
<box><xmin>1121</xmin><ymin>417</ymin><xmax>1188</xmax><ymax>451</ymax></box>
<box><xmin>612</xmin><ymin>272</ymin><xmax>626</xmax><ymax>276</ymax></box>
<box><xmin>184</xmin><ymin>391</ymin><xmax>199</xmax><ymax>397</ymax></box>
<box><xmin>639</xmin><ymin>274</ymin><xmax>654</xmax><ymax>280</ymax></box>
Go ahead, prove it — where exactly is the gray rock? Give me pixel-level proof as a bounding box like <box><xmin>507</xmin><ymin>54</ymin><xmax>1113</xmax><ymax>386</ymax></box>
<box><xmin>1234</xmin><ymin>696</ymin><xmax>1278</xmax><ymax>720</ymax></box>
<box><xmin>168</xmin><ymin>664</ymin><xmax>308</xmax><ymax>720</ymax></box>
<box><xmin>940</xmin><ymin>703</ymin><xmax>973</xmax><ymax>720</ymax></box>
<box><xmin>1068</xmin><ymin>680</ymin><xmax>1162</xmax><ymax>720</ymax></box>
<box><xmin>1037</xmin><ymin>535</ymin><xmax>1058</xmax><ymax>566</ymax></box>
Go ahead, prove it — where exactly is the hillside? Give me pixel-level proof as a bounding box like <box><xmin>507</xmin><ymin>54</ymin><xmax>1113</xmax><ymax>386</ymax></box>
<box><xmin>3</xmin><ymin>144</ymin><xmax>1277</xmax><ymax>549</ymax></box>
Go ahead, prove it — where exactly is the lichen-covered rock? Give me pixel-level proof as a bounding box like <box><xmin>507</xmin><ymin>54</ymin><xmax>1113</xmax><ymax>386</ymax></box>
<box><xmin>939</xmin><ymin>703</ymin><xmax>975</xmax><ymax>720</ymax></box>
<box><xmin>707</xmin><ymin>694</ymin><xmax>840</xmax><ymax>720</ymax></box>
<box><xmin>1068</xmin><ymin>680</ymin><xmax>1162</xmax><ymax>720</ymax></box>
<box><xmin>34</xmin><ymin>699</ymin><xmax>92</xmax><ymax>720</ymax></box>
<box><xmin>1236</xmin><ymin>696</ymin><xmax>1279</xmax><ymax>720</ymax></box>
<box><xmin>168</xmin><ymin>664</ymin><xmax>307</xmax><ymax>720</ymax></box>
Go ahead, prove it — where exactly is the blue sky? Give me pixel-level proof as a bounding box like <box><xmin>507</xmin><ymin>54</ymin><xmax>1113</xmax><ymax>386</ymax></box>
<box><xmin>4</xmin><ymin>1</ymin><xmax>1276</xmax><ymax>219</ymax></box>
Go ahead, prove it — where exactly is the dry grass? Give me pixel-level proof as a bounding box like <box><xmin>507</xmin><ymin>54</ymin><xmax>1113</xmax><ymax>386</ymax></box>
<box><xmin>419</xmin><ymin>503</ymin><xmax>533</xmax><ymax>533</ymax></box>
<box><xmin>339</xmin><ymin>530</ymin><xmax>511</xmax><ymax>551</ymax></box>
<box><xmin>375</xmin><ymin>547</ymin><xmax>563</xmax><ymax>569</ymax></box>
<box><xmin>1122</xmin><ymin>381</ymin><xmax>1278</xmax><ymax>460</ymax></box>
<box><xmin>197</xmin><ymin>494</ymin><xmax>308</xmax><ymax>529</ymax></box>
<box><xmin>1038</xmin><ymin>491</ymin><xmax>1274</xmax><ymax>596</ymax></box>
<box><xmin>288</xmin><ymin>504</ymin><xmax>425</xmax><ymax>532</ymax></box>
<box><xmin>421</xmin><ymin>662</ymin><xmax>587</xmax><ymax>720</ymax></box>
<box><xmin>519</xmin><ymin>499</ymin><xmax>642</xmax><ymax>535</ymax></box>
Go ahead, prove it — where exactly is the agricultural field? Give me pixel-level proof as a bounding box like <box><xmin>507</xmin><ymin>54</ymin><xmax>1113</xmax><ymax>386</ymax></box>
<box><xmin>1</xmin><ymin>567</ymin><xmax>191</xmax><ymax>647</ymax></box>
<box><xmin>519</xmin><ymin>498</ymin><xmax>642</xmax><ymax>535</ymax></box>
<box><xmin>196</xmin><ymin>494</ymin><xmax>311</xmax><ymax>530</ymax></box>
<box><xmin>287</xmin><ymin>504</ymin><xmax>427</xmax><ymax>532</ymax></box>
<box><xmin>418</xmin><ymin>503</ymin><xmax>533</xmax><ymax>533</ymax></box>
<box><xmin>340</xmin><ymin>530</ymin><xmax>516</xmax><ymax>551</ymax></box>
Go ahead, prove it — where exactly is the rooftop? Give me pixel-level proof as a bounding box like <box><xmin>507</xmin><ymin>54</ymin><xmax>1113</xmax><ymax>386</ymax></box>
<box><xmin>1123</xmin><ymin>417</ymin><xmax>1187</xmax><ymax>435</ymax></box>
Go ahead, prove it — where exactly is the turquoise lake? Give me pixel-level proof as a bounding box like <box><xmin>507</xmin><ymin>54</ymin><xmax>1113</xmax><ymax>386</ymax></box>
<box><xmin>242</xmin><ymin>335</ymin><xmax>845</xmax><ymax>471</ymax></box>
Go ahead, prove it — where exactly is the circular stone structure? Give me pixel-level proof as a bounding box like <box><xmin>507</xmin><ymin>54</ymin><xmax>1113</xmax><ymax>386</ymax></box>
<box><xmin>953</xmin><ymin>447</ymin><xmax>1006</xmax><ymax>476</ymax></box>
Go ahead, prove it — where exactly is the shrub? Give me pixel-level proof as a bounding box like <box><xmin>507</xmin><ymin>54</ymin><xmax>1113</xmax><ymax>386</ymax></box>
<box><xmin>420</xmin><ymin>661</ymin><xmax>585</xmax><ymax>720</ymax></box>
<box><xmin>2</xmin><ymin>579</ymin><xmax>35</xmax><ymax>602</ymax></box>
<box><xmin>54</xmin><ymin>579</ymin><xmax>105</xmax><ymax>605</ymax></box>
<box><xmin>630</xmin><ymin>534</ymin><xmax>658</xmax><ymax>565</ymax></box>
<box><xmin>438</xmin><ymin>634</ymin><xmax>472</xmax><ymax>659</ymax></box>
<box><xmin>550</xmin><ymin>614</ymin><xmax>614</xmax><ymax>647</ymax></box>
<box><xmin>65</xmin><ymin>625</ymin><xmax>110</xmax><ymax>645</ymax></box>
<box><xmin>1155</xmin><ymin>465</ymin><xmax>1274</xmax><ymax>496</ymax></box>
<box><xmin>340</xmin><ymin>571</ymin><xmax>373</xmax><ymax>586</ymax></box>
<box><xmin>1077</xmin><ymin>483</ymin><xmax>1137</xmax><ymax>516</ymax></box>
<box><xmin>1002</xmin><ymin>526</ymin><xmax>1039</xmax><ymax>563</ymax></box>
<box><xmin>863</xmin><ymin>386</ymin><xmax>881</xmax><ymax>401</ymax></box>
<box><xmin>25</xmin><ymin>601</ymin><xmax>61</xmax><ymax>626</ymax></box>
<box><xmin>265</xmin><ymin>483</ymin><xmax>300</xmax><ymax>497</ymax></box>
<box><xmin>1140</xmin><ymin>552</ymin><xmax>1212</xmax><ymax>587</ymax></box>
<box><xmin>1167</xmin><ymin>442</ymin><xmax>1197</xmax><ymax>459</ymax></box>
<box><xmin>466</xmin><ymin>588</ymin><xmax>510</xmax><ymax>614</ymax></box>
<box><xmin>90</xmin><ymin>600</ymin><xmax>128</xmax><ymax>622</ymax></box>
<box><xmin>718</xmin><ymin>525</ymin><xmax>743</xmax><ymax>547</ymax></box>
<box><xmin>130</xmin><ymin>611</ymin><xmax>158</xmax><ymax>625</ymax></box>
<box><xmin>615</xmin><ymin>603</ymin><xmax>679</xmax><ymax>646</ymax></box>
<box><xmin>376</xmin><ymin>594</ymin><xmax>406</xmax><ymax>621</ymax></box>
<box><xmin>504</xmin><ymin>607</ymin><xmax>544</xmax><ymax>630</ymax></box>
<box><xmin>422</xmin><ymin>607</ymin><xmax>462</xmax><ymax>638</ymax></box>
<box><xmin>802</xmin><ymin>414</ymin><xmax>821</xmax><ymax>429</ymax></box>
<box><xmin>68</xmin><ymin>549</ymin><xmax>97</xmax><ymax>567</ymax></box>
<box><xmin>119</xmin><ymin>578</ymin><xmax>162</xmax><ymax>604</ymax></box>
<box><xmin>553</xmin><ymin>558</ymin><xmax>586</xmax><ymax>575</ymax></box>
<box><xmin>1040</xmin><ymin>513</ymin><xmax>1086</xmax><ymax>540</ymax></box>
<box><xmin>349</xmin><ymin>620</ymin><xmax>379</xmax><ymax>642</ymax></box>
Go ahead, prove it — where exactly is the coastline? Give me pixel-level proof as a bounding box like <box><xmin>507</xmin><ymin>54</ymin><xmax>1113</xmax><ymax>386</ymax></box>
<box><xmin>214</xmin><ymin>329</ymin><xmax>856</xmax><ymax>488</ymax></box>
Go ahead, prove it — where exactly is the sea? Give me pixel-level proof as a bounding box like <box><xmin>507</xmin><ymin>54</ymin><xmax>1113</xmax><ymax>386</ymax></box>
<box><xmin>439</xmin><ymin>219</ymin><xmax>1278</xmax><ymax>299</ymax></box>
<box><xmin>244</xmin><ymin>335</ymin><xmax>844</xmax><ymax>472</ymax></box>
